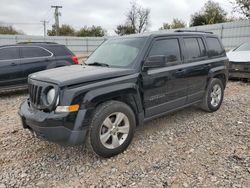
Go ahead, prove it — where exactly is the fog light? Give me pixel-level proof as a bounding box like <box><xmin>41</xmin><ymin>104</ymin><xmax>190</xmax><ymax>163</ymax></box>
<box><xmin>55</xmin><ymin>104</ymin><xmax>79</xmax><ymax>113</ymax></box>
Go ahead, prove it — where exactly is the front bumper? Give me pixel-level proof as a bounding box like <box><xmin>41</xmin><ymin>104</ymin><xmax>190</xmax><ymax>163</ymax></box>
<box><xmin>19</xmin><ymin>100</ymin><xmax>88</xmax><ymax>146</ymax></box>
<box><xmin>229</xmin><ymin>62</ymin><xmax>250</xmax><ymax>79</ymax></box>
<box><xmin>229</xmin><ymin>70</ymin><xmax>250</xmax><ymax>79</ymax></box>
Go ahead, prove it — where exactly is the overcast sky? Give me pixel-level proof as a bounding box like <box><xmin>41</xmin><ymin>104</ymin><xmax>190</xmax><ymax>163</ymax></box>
<box><xmin>0</xmin><ymin>0</ymin><xmax>235</xmax><ymax>36</ymax></box>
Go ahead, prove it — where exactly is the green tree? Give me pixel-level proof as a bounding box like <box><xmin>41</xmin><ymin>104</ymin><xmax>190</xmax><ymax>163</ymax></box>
<box><xmin>159</xmin><ymin>19</ymin><xmax>186</xmax><ymax>30</ymax></box>
<box><xmin>159</xmin><ymin>23</ymin><xmax>171</xmax><ymax>30</ymax></box>
<box><xmin>76</xmin><ymin>26</ymin><xmax>106</xmax><ymax>37</ymax></box>
<box><xmin>170</xmin><ymin>19</ymin><xmax>186</xmax><ymax>29</ymax></box>
<box><xmin>231</xmin><ymin>0</ymin><xmax>250</xmax><ymax>19</ymax></box>
<box><xmin>190</xmin><ymin>13</ymin><xmax>207</xmax><ymax>26</ymax></box>
<box><xmin>190</xmin><ymin>0</ymin><xmax>228</xmax><ymax>26</ymax></box>
<box><xmin>47</xmin><ymin>24</ymin><xmax>76</xmax><ymax>36</ymax></box>
<box><xmin>115</xmin><ymin>1</ymin><xmax>150</xmax><ymax>35</ymax></box>
<box><xmin>115</xmin><ymin>25</ymin><xmax>135</xmax><ymax>36</ymax></box>
<box><xmin>0</xmin><ymin>26</ymin><xmax>23</xmax><ymax>35</ymax></box>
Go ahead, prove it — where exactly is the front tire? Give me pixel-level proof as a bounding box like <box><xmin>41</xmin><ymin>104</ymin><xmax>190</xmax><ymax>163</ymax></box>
<box><xmin>200</xmin><ymin>78</ymin><xmax>224</xmax><ymax>112</ymax></box>
<box><xmin>88</xmin><ymin>101</ymin><xmax>136</xmax><ymax>158</ymax></box>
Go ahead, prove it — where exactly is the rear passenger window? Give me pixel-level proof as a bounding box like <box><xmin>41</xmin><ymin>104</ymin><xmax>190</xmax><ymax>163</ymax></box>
<box><xmin>184</xmin><ymin>37</ymin><xmax>206</xmax><ymax>60</ymax></box>
<box><xmin>46</xmin><ymin>46</ymin><xmax>72</xmax><ymax>56</ymax></box>
<box><xmin>0</xmin><ymin>47</ymin><xmax>19</xmax><ymax>60</ymax></box>
<box><xmin>21</xmin><ymin>47</ymin><xmax>52</xmax><ymax>58</ymax></box>
<box><xmin>206</xmin><ymin>37</ymin><xmax>224</xmax><ymax>57</ymax></box>
<box><xmin>149</xmin><ymin>38</ymin><xmax>181</xmax><ymax>64</ymax></box>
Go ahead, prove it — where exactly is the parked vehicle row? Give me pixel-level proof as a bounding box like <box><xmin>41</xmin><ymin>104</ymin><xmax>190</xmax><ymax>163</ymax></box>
<box><xmin>19</xmin><ymin>30</ymin><xmax>229</xmax><ymax>158</ymax></box>
<box><xmin>227</xmin><ymin>42</ymin><xmax>250</xmax><ymax>80</ymax></box>
<box><xmin>0</xmin><ymin>42</ymin><xmax>78</xmax><ymax>91</ymax></box>
<box><xmin>0</xmin><ymin>40</ymin><xmax>248</xmax><ymax>93</ymax></box>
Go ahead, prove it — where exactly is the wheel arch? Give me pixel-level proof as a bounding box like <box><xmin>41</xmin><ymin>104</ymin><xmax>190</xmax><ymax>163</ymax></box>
<box><xmin>82</xmin><ymin>83</ymin><xmax>144</xmax><ymax>127</ymax></box>
<box><xmin>208</xmin><ymin>66</ymin><xmax>228</xmax><ymax>89</ymax></box>
<box><xmin>213</xmin><ymin>73</ymin><xmax>227</xmax><ymax>88</ymax></box>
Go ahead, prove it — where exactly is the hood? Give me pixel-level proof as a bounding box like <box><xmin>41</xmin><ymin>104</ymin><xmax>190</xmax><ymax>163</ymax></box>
<box><xmin>227</xmin><ymin>51</ymin><xmax>250</xmax><ymax>62</ymax></box>
<box><xmin>29</xmin><ymin>65</ymin><xmax>135</xmax><ymax>87</ymax></box>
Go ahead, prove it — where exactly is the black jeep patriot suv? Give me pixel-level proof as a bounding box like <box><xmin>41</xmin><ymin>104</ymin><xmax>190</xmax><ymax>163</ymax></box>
<box><xmin>19</xmin><ymin>31</ymin><xmax>229</xmax><ymax>158</ymax></box>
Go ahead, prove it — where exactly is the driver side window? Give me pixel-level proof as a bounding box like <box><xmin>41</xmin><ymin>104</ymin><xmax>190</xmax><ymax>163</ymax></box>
<box><xmin>149</xmin><ymin>38</ymin><xmax>181</xmax><ymax>66</ymax></box>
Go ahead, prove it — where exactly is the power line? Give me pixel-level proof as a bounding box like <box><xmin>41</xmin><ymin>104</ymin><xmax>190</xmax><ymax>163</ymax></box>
<box><xmin>42</xmin><ymin>9</ymin><xmax>54</xmax><ymax>29</ymax></box>
<box><xmin>1</xmin><ymin>6</ymin><xmax>61</xmax><ymax>36</ymax></box>
<box><xmin>0</xmin><ymin>22</ymin><xmax>48</xmax><ymax>36</ymax></box>
<box><xmin>0</xmin><ymin>22</ymin><xmax>42</xmax><ymax>25</ymax></box>
<box><xmin>42</xmin><ymin>9</ymin><xmax>53</xmax><ymax>21</ymax></box>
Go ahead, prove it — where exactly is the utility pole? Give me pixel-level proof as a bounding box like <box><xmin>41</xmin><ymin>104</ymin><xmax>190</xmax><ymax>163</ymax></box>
<box><xmin>40</xmin><ymin>20</ymin><xmax>48</xmax><ymax>37</ymax></box>
<box><xmin>51</xmin><ymin>5</ymin><xmax>62</xmax><ymax>36</ymax></box>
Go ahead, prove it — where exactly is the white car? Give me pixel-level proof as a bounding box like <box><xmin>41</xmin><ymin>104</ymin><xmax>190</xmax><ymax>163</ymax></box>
<box><xmin>227</xmin><ymin>42</ymin><xmax>250</xmax><ymax>79</ymax></box>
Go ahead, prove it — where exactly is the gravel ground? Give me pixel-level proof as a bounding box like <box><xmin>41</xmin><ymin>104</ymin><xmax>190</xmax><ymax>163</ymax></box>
<box><xmin>0</xmin><ymin>81</ymin><xmax>249</xmax><ymax>188</ymax></box>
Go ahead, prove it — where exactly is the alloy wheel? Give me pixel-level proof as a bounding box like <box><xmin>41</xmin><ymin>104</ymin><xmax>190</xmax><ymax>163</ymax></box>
<box><xmin>210</xmin><ymin>84</ymin><xmax>222</xmax><ymax>107</ymax></box>
<box><xmin>99</xmin><ymin>112</ymin><xmax>130</xmax><ymax>149</ymax></box>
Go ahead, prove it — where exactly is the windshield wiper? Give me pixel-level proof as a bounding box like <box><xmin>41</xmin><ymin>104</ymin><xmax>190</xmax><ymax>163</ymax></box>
<box><xmin>87</xmin><ymin>62</ymin><xmax>109</xmax><ymax>67</ymax></box>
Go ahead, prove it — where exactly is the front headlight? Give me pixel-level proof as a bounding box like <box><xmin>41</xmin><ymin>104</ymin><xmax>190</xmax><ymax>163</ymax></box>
<box><xmin>46</xmin><ymin>88</ymin><xmax>59</xmax><ymax>106</ymax></box>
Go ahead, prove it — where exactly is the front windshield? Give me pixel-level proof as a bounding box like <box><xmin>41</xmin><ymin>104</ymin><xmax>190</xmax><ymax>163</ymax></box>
<box><xmin>85</xmin><ymin>37</ymin><xmax>147</xmax><ymax>67</ymax></box>
<box><xmin>234</xmin><ymin>42</ymin><xmax>250</xmax><ymax>52</ymax></box>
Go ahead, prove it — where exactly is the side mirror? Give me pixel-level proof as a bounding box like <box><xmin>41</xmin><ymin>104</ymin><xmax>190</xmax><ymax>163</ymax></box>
<box><xmin>144</xmin><ymin>55</ymin><xmax>166</xmax><ymax>69</ymax></box>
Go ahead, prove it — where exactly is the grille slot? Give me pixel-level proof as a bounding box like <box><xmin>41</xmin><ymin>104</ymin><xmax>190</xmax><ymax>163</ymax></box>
<box><xmin>28</xmin><ymin>78</ymin><xmax>58</xmax><ymax>111</ymax></box>
<box><xmin>29</xmin><ymin>84</ymin><xmax>43</xmax><ymax>107</ymax></box>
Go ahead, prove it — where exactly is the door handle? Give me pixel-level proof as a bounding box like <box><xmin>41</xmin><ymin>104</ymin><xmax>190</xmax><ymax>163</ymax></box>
<box><xmin>204</xmin><ymin>64</ymin><xmax>211</xmax><ymax>68</ymax></box>
<box><xmin>175</xmin><ymin>69</ymin><xmax>185</xmax><ymax>73</ymax></box>
<box><xmin>175</xmin><ymin>69</ymin><xmax>185</xmax><ymax>76</ymax></box>
<box><xmin>11</xmin><ymin>62</ymin><xmax>17</xmax><ymax>66</ymax></box>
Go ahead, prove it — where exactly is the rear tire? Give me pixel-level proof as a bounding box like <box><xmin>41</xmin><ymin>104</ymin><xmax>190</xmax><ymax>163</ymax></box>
<box><xmin>88</xmin><ymin>101</ymin><xmax>136</xmax><ymax>158</ymax></box>
<box><xmin>200</xmin><ymin>78</ymin><xmax>224</xmax><ymax>112</ymax></box>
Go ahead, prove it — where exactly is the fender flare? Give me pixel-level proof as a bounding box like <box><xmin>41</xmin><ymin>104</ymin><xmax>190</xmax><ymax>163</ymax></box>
<box><xmin>208</xmin><ymin>65</ymin><xmax>227</xmax><ymax>79</ymax></box>
<box><xmin>207</xmin><ymin>65</ymin><xmax>228</xmax><ymax>88</ymax></box>
<box><xmin>82</xmin><ymin>83</ymin><xmax>143</xmax><ymax>112</ymax></box>
<box><xmin>79</xmin><ymin>83</ymin><xmax>144</xmax><ymax>127</ymax></box>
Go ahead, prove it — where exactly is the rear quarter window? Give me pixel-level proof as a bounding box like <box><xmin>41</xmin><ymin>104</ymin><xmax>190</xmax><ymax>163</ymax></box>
<box><xmin>21</xmin><ymin>47</ymin><xmax>52</xmax><ymax>58</ymax></box>
<box><xmin>47</xmin><ymin>45</ymin><xmax>73</xmax><ymax>56</ymax></box>
<box><xmin>206</xmin><ymin>37</ymin><xmax>225</xmax><ymax>57</ymax></box>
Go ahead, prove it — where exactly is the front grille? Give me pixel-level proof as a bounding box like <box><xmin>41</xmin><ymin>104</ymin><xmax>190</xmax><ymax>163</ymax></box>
<box><xmin>28</xmin><ymin>78</ymin><xmax>59</xmax><ymax>111</ymax></box>
<box><xmin>29</xmin><ymin>84</ymin><xmax>43</xmax><ymax>106</ymax></box>
<box><xmin>230</xmin><ymin>63</ymin><xmax>250</xmax><ymax>72</ymax></box>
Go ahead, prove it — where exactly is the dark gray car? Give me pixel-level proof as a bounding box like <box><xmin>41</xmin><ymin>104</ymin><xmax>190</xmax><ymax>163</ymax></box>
<box><xmin>0</xmin><ymin>42</ymin><xmax>79</xmax><ymax>90</ymax></box>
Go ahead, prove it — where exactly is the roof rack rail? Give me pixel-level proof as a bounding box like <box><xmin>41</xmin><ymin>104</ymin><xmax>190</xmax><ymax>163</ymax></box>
<box><xmin>174</xmin><ymin>30</ymin><xmax>213</xmax><ymax>34</ymax></box>
<box><xmin>17</xmin><ymin>42</ymin><xmax>58</xmax><ymax>44</ymax></box>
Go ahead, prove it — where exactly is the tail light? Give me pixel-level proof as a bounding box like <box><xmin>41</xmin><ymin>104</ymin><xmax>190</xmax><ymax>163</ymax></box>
<box><xmin>71</xmin><ymin>56</ymin><xmax>79</xmax><ymax>64</ymax></box>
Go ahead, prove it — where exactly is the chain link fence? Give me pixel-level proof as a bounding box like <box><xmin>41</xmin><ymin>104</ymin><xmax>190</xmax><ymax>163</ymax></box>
<box><xmin>0</xmin><ymin>35</ymin><xmax>107</xmax><ymax>55</ymax></box>
<box><xmin>156</xmin><ymin>19</ymin><xmax>250</xmax><ymax>50</ymax></box>
<box><xmin>0</xmin><ymin>20</ymin><xmax>250</xmax><ymax>54</ymax></box>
